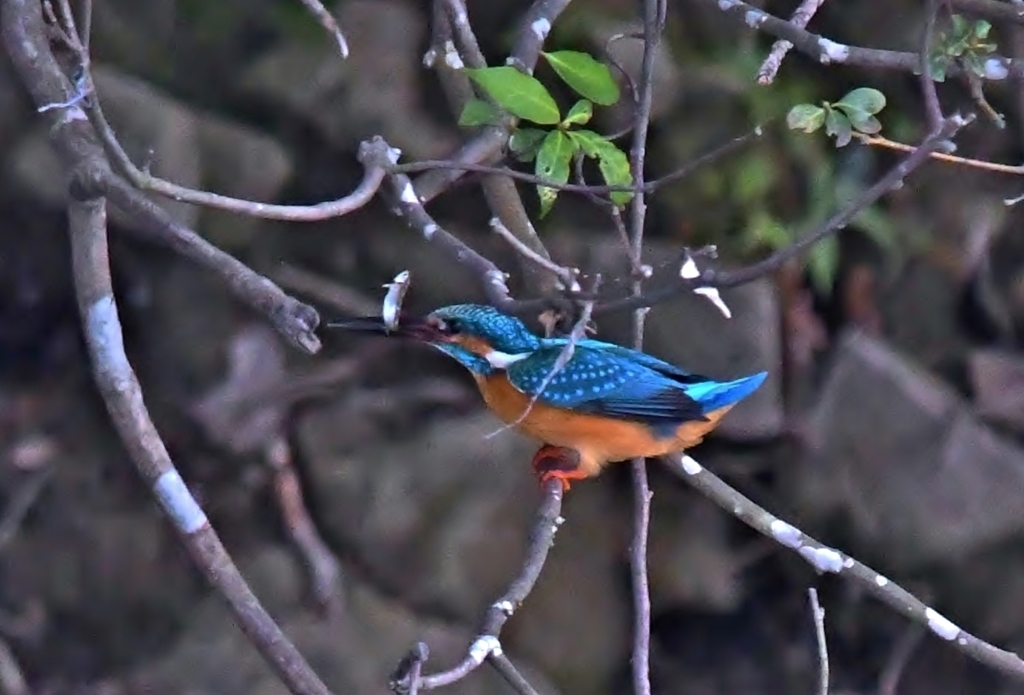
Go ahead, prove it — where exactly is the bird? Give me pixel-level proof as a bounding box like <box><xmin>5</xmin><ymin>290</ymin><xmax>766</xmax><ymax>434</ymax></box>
<box><xmin>331</xmin><ymin>303</ymin><xmax>767</xmax><ymax>490</ymax></box>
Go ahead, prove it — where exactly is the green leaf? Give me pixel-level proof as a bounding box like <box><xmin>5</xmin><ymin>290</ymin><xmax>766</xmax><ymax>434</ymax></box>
<box><xmin>837</xmin><ymin>87</ymin><xmax>886</xmax><ymax>116</ymax></box>
<box><xmin>567</xmin><ymin>130</ymin><xmax>633</xmax><ymax>206</ymax></box>
<box><xmin>542</xmin><ymin>50</ymin><xmax>620</xmax><ymax>105</ymax></box>
<box><xmin>825</xmin><ymin>108</ymin><xmax>852</xmax><ymax>147</ymax></box>
<box><xmin>458</xmin><ymin>98</ymin><xmax>502</xmax><ymax>126</ymax></box>
<box><xmin>464</xmin><ymin>66</ymin><xmax>560</xmax><ymax>124</ymax></box>
<box><xmin>974</xmin><ymin>19</ymin><xmax>992</xmax><ymax>40</ymax></box>
<box><xmin>834</xmin><ymin>103</ymin><xmax>882</xmax><ymax>134</ymax></box>
<box><xmin>806</xmin><ymin>235</ymin><xmax>839</xmax><ymax>295</ymax></box>
<box><xmin>787</xmin><ymin>103</ymin><xmax>826</xmax><ymax>133</ymax></box>
<box><xmin>567</xmin><ymin>128</ymin><xmax>603</xmax><ymax>157</ymax></box>
<box><xmin>562</xmin><ymin>100</ymin><xmax>593</xmax><ymax>127</ymax></box>
<box><xmin>534</xmin><ymin>130</ymin><xmax>576</xmax><ymax>216</ymax></box>
<box><xmin>509</xmin><ymin>128</ymin><xmax>548</xmax><ymax>162</ymax></box>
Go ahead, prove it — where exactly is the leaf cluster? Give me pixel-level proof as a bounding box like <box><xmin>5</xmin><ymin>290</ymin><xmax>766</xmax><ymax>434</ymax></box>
<box><xmin>786</xmin><ymin>87</ymin><xmax>886</xmax><ymax>147</ymax></box>
<box><xmin>458</xmin><ymin>51</ymin><xmax>631</xmax><ymax>216</ymax></box>
<box><xmin>930</xmin><ymin>14</ymin><xmax>997</xmax><ymax>81</ymax></box>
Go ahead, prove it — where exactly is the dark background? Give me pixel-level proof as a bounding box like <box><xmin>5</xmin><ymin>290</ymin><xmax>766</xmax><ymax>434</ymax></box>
<box><xmin>4</xmin><ymin>0</ymin><xmax>1024</xmax><ymax>693</ymax></box>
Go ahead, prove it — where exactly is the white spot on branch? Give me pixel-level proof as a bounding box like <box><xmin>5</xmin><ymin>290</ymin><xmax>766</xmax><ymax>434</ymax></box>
<box><xmin>443</xmin><ymin>39</ymin><xmax>464</xmax><ymax>69</ymax></box>
<box><xmin>770</xmin><ymin>519</ymin><xmax>803</xmax><ymax>549</ymax></box>
<box><xmin>468</xmin><ymin>635</ymin><xmax>501</xmax><ymax>664</ymax></box>
<box><xmin>799</xmin><ymin>545</ymin><xmax>844</xmax><ymax>574</ymax></box>
<box><xmin>817</xmin><ymin>38</ymin><xmax>850</xmax><ymax>64</ymax></box>
<box><xmin>400</xmin><ymin>182</ymin><xmax>418</xmax><ymax>204</ymax></box>
<box><xmin>86</xmin><ymin>296</ymin><xmax>133</xmax><ymax>392</ymax></box>
<box><xmin>154</xmin><ymin>470</ymin><xmax>209</xmax><ymax>534</ymax></box>
<box><xmin>926</xmin><ymin>608</ymin><xmax>961</xmax><ymax>641</ymax></box>
<box><xmin>744</xmin><ymin>9</ymin><xmax>766</xmax><ymax>27</ymax></box>
<box><xmin>531</xmin><ymin>17</ymin><xmax>551</xmax><ymax>41</ymax></box>
<box><xmin>984</xmin><ymin>58</ymin><xmax>1009</xmax><ymax>81</ymax></box>
<box><xmin>681</xmin><ymin>454</ymin><xmax>703</xmax><ymax>475</ymax></box>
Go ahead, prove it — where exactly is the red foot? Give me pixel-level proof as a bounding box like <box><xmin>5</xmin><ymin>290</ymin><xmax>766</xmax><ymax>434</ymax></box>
<box><xmin>531</xmin><ymin>445</ymin><xmax>587</xmax><ymax>491</ymax></box>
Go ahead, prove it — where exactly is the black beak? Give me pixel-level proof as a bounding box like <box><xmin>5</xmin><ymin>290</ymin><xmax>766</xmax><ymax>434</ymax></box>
<box><xmin>326</xmin><ymin>315</ymin><xmax>440</xmax><ymax>341</ymax></box>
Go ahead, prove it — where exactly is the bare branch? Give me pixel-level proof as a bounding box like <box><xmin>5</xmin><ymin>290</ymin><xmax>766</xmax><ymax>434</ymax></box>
<box><xmin>66</xmin><ymin>195</ymin><xmax>333</xmax><ymax>695</ymax></box>
<box><xmin>490</xmin><ymin>217</ymin><xmax>577</xmax><ymax>288</ymax></box>
<box><xmin>920</xmin><ymin>0</ymin><xmax>945</xmax><ymax>130</ymax></box>
<box><xmin>625</xmin><ymin>1</ymin><xmax>666</xmax><ymax>692</ymax></box>
<box><xmin>702</xmin><ymin>0</ymin><xmax>1019</xmax><ymax>80</ymax></box>
<box><xmin>952</xmin><ymin>0</ymin><xmax>1024</xmax><ymax>25</ymax></box>
<box><xmin>0</xmin><ymin>0</ymin><xmax>322</xmax><ymax>353</ymax></box>
<box><xmin>756</xmin><ymin>0</ymin><xmax>826</xmax><ymax>84</ymax></box>
<box><xmin>662</xmin><ymin>452</ymin><xmax>1024</xmax><ymax>684</ymax></box>
<box><xmin>808</xmin><ymin>588</ymin><xmax>830</xmax><ymax>695</ymax></box>
<box><xmin>295</xmin><ymin>0</ymin><xmax>349</xmax><ymax>58</ymax></box>
<box><xmin>596</xmin><ymin>114</ymin><xmax>971</xmax><ymax>314</ymax></box>
<box><xmin>267</xmin><ymin>437</ymin><xmax>343</xmax><ymax>617</ymax></box>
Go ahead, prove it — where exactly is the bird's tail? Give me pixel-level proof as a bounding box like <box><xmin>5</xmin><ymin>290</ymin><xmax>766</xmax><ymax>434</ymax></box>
<box><xmin>683</xmin><ymin>371</ymin><xmax>768</xmax><ymax>413</ymax></box>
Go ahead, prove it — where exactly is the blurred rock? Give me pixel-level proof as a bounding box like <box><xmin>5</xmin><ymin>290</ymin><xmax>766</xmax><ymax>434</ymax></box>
<box><xmin>130</xmin><ymin>548</ymin><xmax>559</xmax><ymax>695</ymax></box>
<box><xmin>191</xmin><ymin>324</ymin><xmax>288</xmax><ymax>455</ymax></box>
<box><xmin>568</xmin><ymin>237</ymin><xmax>783</xmax><ymax>440</ymax></box>
<box><xmin>788</xmin><ymin>330</ymin><xmax>1024</xmax><ymax>569</ymax></box>
<box><xmin>298</xmin><ymin>407</ymin><xmax>543</xmax><ymax>619</ymax></box>
<box><xmin>969</xmin><ymin>349</ymin><xmax>1024</xmax><ymax>432</ymax></box>
<box><xmin>0</xmin><ymin>52</ymin><xmax>32</xmax><ymax>153</ymax></box>
<box><xmin>647</xmin><ymin>484</ymin><xmax>746</xmax><ymax>613</ymax></box>
<box><xmin>6</xmin><ymin>66</ymin><xmax>291</xmax><ymax>244</ymax></box>
<box><xmin>882</xmin><ymin>260</ymin><xmax>968</xmax><ymax>371</ymax></box>
<box><xmin>240</xmin><ymin>0</ymin><xmax>455</xmax><ymax>159</ymax></box>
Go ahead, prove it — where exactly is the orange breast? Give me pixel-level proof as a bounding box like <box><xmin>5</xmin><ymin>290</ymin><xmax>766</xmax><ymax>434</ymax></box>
<box><xmin>473</xmin><ymin>372</ymin><xmax>732</xmax><ymax>476</ymax></box>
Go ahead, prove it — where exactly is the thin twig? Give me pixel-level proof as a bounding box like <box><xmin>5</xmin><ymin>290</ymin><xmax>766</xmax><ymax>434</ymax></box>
<box><xmin>756</xmin><ymin>0</ymin><xmax>826</xmax><ymax>84</ymax></box>
<box><xmin>625</xmin><ymin>1</ymin><xmax>665</xmax><ymax>693</ymax></box>
<box><xmin>267</xmin><ymin>437</ymin><xmax>343</xmax><ymax>617</ymax></box>
<box><xmin>490</xmin><ymin>217</ymin><xmax>577</xmax><ymax>288</ymax></box>
<box><xmin>920</xmin><ymin>0</ymin><xmax>945</xmax><ymax>130</ymax></box>
<box><xmin>1</xmin><ymin>0</ymin><xmax>323</xmax><ymax>354</ymax></box>
<box><xmin>66</xmin><ymin>195</ymin><xmax>333</xmax><ymax>695</ymax></box>
<box><xmin>295</xmin><ymin>0</ymin><xmax>349</xmax><ymax>58</ymax></box>
<box><xmin>808</xmin><ymin>588</ymin><xmax>830</xmax><ymax>695</ymax></box>
<box><xmin>85</xmin><ymin>93</ymin><xmax>386</xmax><ymax>220</ymax></box>
<box><xmin>662</xmin><ymin>452</ymin><xmax>1024</xmax><ymax>684</ymax></box>
<box><xmin>395</xmin><ymin>479</ymin><xmax>564</xmax><ymax>692</ymax></box>
<box><xmin>702</xmin><ymin>0</ymin><xmax>1022</xmax><ymax>80</ymax></box>
<box><xmin>597</xmin><ymin>115</ymin><xmax>970</xmax><ymax>314</ymax></box>
<box><xmin>854</xmin><ymin>133</ymin><xmax>1024</xmax><ymax>173</ymax></box>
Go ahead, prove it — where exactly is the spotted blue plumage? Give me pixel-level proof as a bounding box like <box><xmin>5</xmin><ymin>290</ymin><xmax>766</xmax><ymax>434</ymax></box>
<box><xmin>427</xmin><ymin>304</ymin><xmax>767</xmax><ymax>436</ymax></box>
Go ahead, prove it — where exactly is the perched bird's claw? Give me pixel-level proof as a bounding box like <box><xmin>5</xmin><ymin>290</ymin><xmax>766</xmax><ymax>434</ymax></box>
<box><xmin>531</xmin><ymin>445</ymin><xmax>586</xmax><ymax>492</ymax></box>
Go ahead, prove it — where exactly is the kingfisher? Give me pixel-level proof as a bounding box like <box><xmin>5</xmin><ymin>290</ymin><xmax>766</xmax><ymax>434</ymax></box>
<box><xmin>331</xmin><ymin>304</ymin><xmax>767</xmax><ymax>490</ymax></box>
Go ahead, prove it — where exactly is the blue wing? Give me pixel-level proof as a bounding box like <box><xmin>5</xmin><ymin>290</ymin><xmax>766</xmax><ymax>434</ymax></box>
<box><xmin>507</xmin><ymin>344</ymin><xmax>767</xmax><ymax>427</ymax></box>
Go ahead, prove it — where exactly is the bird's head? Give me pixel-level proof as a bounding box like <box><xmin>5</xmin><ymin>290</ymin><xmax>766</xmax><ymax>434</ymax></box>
<box><xmin>330</xmin><ymin>303</ymin><xmax>541</xmax><ymax>375</ymax></box>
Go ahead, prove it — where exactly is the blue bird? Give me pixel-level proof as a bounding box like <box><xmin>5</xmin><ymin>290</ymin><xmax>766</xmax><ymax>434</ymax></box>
<box><xmin>333</xmin><ymin>304</ymin><xmax>767</xmax><ymax>488</ymax></box>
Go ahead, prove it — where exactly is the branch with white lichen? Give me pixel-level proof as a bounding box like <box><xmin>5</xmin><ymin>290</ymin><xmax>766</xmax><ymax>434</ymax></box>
<box><xmin>662</xmin><ymin>452</ymin><xmax>1024</xmax><ymax>684</ymax></box>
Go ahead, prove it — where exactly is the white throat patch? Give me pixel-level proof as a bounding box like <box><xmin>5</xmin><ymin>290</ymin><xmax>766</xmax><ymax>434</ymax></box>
<box><xmin>484</xmin><ymin>350</ymin><xmax>531</xmax><ymax>369</ymax></box>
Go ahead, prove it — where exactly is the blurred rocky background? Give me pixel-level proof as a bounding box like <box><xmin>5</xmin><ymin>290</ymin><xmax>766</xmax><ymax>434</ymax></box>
<box><xmin>4</xmin><ymin>0</ymin><xmax>1024</xmax><ymax>694</ymax></box>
